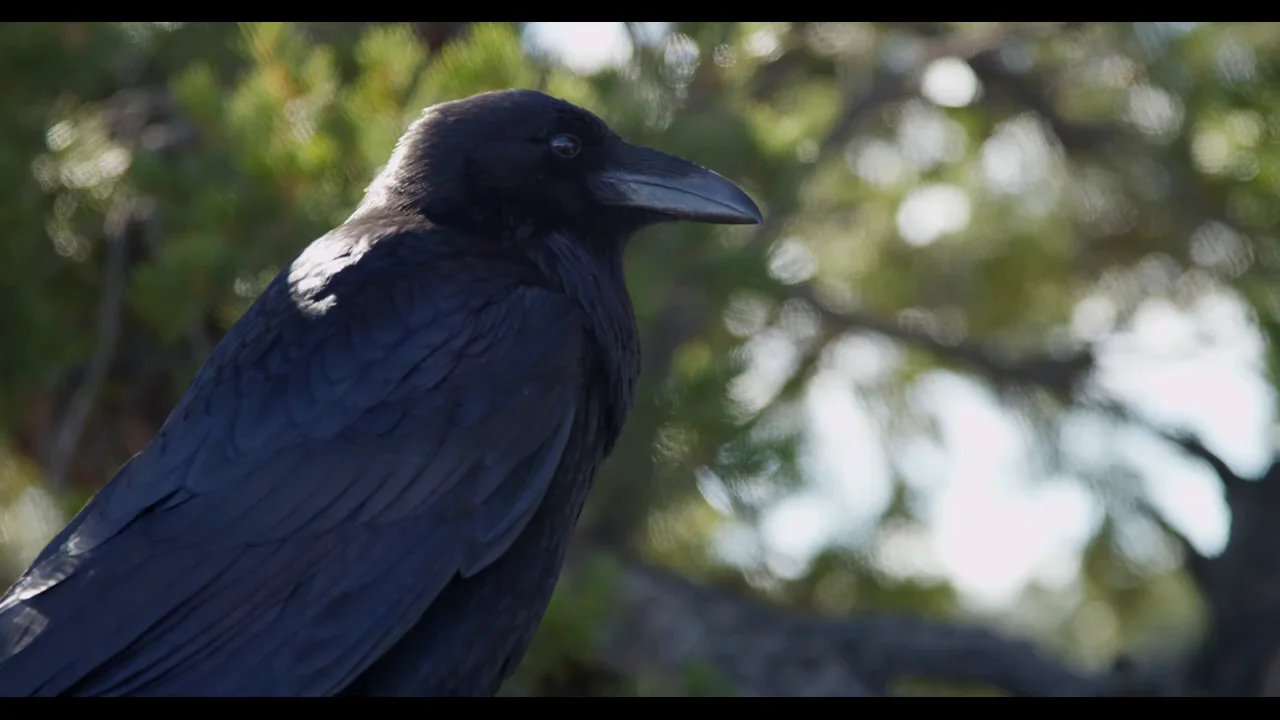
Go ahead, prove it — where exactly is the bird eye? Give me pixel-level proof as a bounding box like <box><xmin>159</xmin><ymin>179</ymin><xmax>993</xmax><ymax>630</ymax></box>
<box><xmin>549</xmin><ymin>134</ymin><xmax>581</xmax><ymax>158</ymax></box>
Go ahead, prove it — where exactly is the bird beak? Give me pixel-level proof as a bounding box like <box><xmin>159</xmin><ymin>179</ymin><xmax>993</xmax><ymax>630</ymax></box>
<box><xmin>591</xmin><ymin>142</ymin><xmax>763</xmax><ymax>225</ymax></box>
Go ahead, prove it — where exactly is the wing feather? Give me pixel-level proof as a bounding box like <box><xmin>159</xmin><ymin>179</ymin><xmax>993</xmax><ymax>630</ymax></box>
<box><xmin>0</xmin><ymin>228</ymin><xmax>585</xmax><ymax>696</ymax></box>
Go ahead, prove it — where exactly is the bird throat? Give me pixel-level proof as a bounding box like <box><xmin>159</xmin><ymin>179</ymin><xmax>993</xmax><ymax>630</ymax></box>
<box><xmin>529</xmin><ymin>230</ymin><xmax>639</xmax><ymax>452</ymax></box>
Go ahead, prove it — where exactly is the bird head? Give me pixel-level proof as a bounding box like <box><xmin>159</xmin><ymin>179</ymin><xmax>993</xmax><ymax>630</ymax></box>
<box><xmin>358</xmin><ymin>89</ymin><xmax>762</xmax><ymax>236</ymax></box>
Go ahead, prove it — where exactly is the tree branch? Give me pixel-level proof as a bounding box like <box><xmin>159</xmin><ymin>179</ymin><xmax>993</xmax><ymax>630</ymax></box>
<box><xmin>738</xmin><ymin>24</ymin><xmax>1063</xmax><ymax>262</ymax></box>
<box><xmin>582</xmin><ymin>553</ymin><xmax>1105</xmax><ymax>696</ymax></box>
<box><xmin>795</xmin><ymin>283</ymin><xmax>1096</xmax><ymax>398</ymax></box>
<box><xmin>45</xmin><ymin>198</ymin><xmax>139</xmax><ymax>492</ymax></box>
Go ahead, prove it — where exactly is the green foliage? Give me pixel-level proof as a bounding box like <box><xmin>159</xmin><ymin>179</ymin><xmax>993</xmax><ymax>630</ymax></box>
<box><xmin>680</xmin><ymin>661</ymin><xmax>736</xmax><ymax>696</ymax></box>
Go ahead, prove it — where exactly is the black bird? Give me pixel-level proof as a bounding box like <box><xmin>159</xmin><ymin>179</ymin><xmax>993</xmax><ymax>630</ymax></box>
<box><xmin>0</xmin><ymin>89</ymin><xmax>761</xmax><ymax>696</ymax></box>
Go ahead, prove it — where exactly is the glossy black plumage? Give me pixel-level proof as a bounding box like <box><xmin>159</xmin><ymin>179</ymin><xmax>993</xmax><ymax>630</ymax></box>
<box><xmin>0</xmin><ymin>89</ymin><xmax>760</xmax><ymax>696</ymax></box>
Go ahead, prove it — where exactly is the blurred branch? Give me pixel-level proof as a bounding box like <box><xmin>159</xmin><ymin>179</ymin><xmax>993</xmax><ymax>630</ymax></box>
<box><xmin>583</xmin><ymin>552</ymin><xmax>1107</xmax><ymax>696</ymax></box>
<box><xmin>748</xmin><ymin>25</ymin><xmax>819</xmax><ymax>102</ymax></box>
<box><xmin>598</xmin><ymin>20</ymin><xmax>1086</xmax><ymax>549</ymax></box>
<box><xmin>655</xmin><ymin>23</ymin><xmax>1088</xmax><ymax>416</ymax></box>
<box><xmin>962</xmin><ymin>32</ymin><xmax>1236</xmax><ymax>265</ymax></box>
<box><xmin>619</xmin><ymin>24</ymin><xmax>1086</xmax><ymax>476</ymax></box>
<box><xmin>46</xmin><ymin>198</ymin><xmax>141</xmax><ymax>492</ymax></box>
<box><xmin>1090</xmin><ymin>398</ymin><xmax>1246</xmax><ymax>495</ymax></box>
<box><xmin>797</xmin><ymin>273</ymin><xmax>1280</xmax><ymax>697</ymax></box>
<box><xmin>796</xmin><ymin>284</ymin><xmax>1096</xmax><ymax>397</ymax></box>
<box><xmin>818</xmin><ymin>24</ymin><xmax>1053</xmax><ymax>158</ymax></box>
<box><xmin>410</xmin><ymin>22</ymin><xmax>472</xmax><ymax>54</ymax></box>
<box><xmin>741</xmin><ymin>22</ymin><xmax>1069</xmax><ymax>261</ymax></box>
<box><xmin>1166</xmin><ymin>431</ymin><xmax>1248</xmax><ymax>495</ymax></box>
<box><xmin>1133</xmin><ymin>493</ymin><xmax>1212</xmax><ymax>586</ymax></box>
<box><xmin>1078</xmin><ymin>401</ymin><xmax>1280</xmax><ymax>697</ymax></box>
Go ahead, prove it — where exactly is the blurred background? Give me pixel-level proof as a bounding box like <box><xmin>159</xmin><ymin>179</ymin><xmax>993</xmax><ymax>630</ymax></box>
<box><xmin>1</xmin><ymin>21</ymin><xmax>1278</xmax><ymax>696</ymax></box>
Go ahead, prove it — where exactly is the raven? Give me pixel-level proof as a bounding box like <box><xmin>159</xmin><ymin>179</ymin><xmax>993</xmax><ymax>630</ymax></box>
<box><xmin>0</xmin><ymin>89</ymin><xmax>761</xmax><ymax>696</ymax></box>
